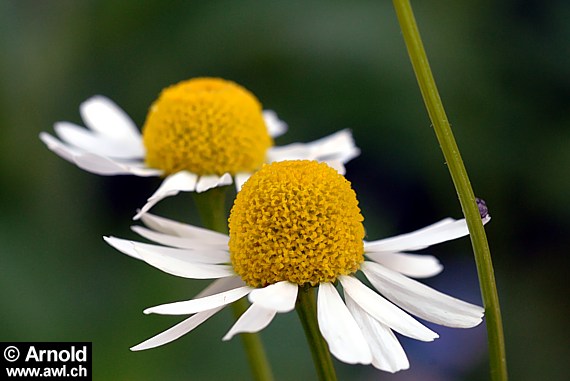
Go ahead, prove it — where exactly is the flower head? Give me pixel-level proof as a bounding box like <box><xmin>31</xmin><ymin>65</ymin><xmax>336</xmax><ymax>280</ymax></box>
<box><xmin>106</xmin><ymin>160</ymin><xmax>489</xmax><ymax>373</ymax></box>
<box><xmin>230</xmin><ymin>160</ymin><xmax>364</xmax><ymax>286</ymax></box>
<box><xmin>143</xmin><ymin>78</ymin><xmax>272</xmax><ymax>176</ymax></box>
<box><xmin>40</xmin><ymin>78</ymin><xmax>359</xmax><ymax>219</ymax></box>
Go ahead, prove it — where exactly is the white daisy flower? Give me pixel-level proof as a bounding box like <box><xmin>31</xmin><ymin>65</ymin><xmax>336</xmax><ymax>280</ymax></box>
<box><xmin>105</xmin><ymin>160</ymin><xmax>489</xmax><ymax>373</ymax></box>
<box><xmin>40</xmin><ymin>78</ymin><xmax>359</xmax><ymax>219</ymax></box>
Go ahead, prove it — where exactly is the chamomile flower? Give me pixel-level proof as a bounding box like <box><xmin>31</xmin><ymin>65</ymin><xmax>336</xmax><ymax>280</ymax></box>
<box><xmin>105</xmin><ymin>160</ymin><xmax>489</xmax><ymax>373</ymax></box>
<box><xmin>40</xmin><ymin>78</ymin><xmax>359</xmax><ymax>219</ymax></box>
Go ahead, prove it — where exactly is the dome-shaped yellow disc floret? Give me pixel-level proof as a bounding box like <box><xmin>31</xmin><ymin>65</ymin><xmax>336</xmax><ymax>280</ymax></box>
<box><xmin>142</xmin><ymin>78</ymin><xmax>273</xmax><ymax>176</ymax></box>
<box><xmin>229</xmin><ymin>160</ymin><xmax>365</xmax><ymax>287</ymax></box>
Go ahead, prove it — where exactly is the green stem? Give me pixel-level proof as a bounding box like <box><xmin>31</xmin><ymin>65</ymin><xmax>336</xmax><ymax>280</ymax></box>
<box><xmin>391</xmin><ymin>1</ymin><xmax>507</xmax><ymax>380</ymax></box>
<box><xmin>193</xmin><ymin>187</ymin><xmax>275</xmax><ymax>381</ymax></box>
<box><xmin>193</xmin><ymin>187</ymin><xmax>229</xmax><ymax>234</ymax></box>
<box><xmin>230</xmin><ymin>297</ymin><xmax>276</xmax><ymax>381</ymax></box>
<box><xmin>296</xmin><ymin>286</ymin><xmax>338</xmax><ymax>381</ymax></box>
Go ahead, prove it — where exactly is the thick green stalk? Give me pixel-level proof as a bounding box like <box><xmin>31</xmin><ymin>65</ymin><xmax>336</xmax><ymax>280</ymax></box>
<box><xmin>193</xmin><ymin>187</ymin><xmax>229</xmax><ymax>234</ymax></box>
<box><xmin>296</xmin><ymin>286</ymin><xmax>338</xmax><ymax>381</ymax></box>
<box><xmin>193</xmin><ymin>187</ymin><xmax>275</xmax><ymax>381</ymax></box>
<box><xmin>391</xmin><ymin>1</ymin><xmax>507</xmax><ymax>380</ymax></box>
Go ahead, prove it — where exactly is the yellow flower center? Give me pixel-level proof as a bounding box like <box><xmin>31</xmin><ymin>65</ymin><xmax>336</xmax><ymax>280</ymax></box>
<box><xmin>142</xmin><ymin>78</ymin><xmax>273</xmax><ymax>176</ymax></box>
<box><xmin>229</xmin><ymin>160</ymin><xmax>365</xmax><ymax>287</ymax></box>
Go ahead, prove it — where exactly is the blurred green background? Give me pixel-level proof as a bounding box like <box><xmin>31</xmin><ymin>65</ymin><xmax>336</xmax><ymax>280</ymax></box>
<box><xmin>1</xmin><ymin>1</ymin><xmax>568</xmax><ymax>380</ymax></box>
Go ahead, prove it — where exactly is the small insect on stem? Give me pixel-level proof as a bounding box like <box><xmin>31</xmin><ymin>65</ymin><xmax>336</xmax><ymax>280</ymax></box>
<box><xmin>475</xmin><ymin>197</ymin><xmax>489</xmax><ymax>219</ymax></box>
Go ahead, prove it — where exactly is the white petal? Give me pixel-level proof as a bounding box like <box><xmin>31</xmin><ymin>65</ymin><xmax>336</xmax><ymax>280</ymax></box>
<box><xmin>306</xmin><ymin>129</ymin><xmax>360</xmax><ymax>163</ymax></box>
<box><xmin>345</xmin><ymin>294</ymin><xmax>409</xmax><ymax>373</ymax></box>
<box><xmin>266</xmin><ymin>143</ymin><xmax>311</xmax><ymax>162</ymax></box>
<box><xmin>41</xmin><ymin>131</ymin><xmax>160</xmax><ymax>177</ymax></box>
<box><xmin>194</xmin><ymin>276</ymin><xmax>246</xmax><ymax>298</ymax></box>
<box><xmin>364</xmin><ymin>252</ymin><xmax>443</xmax><ymax>278</ymax></box>
<box><xmin>54</xmin><ymin>121</ymin><xmax>143</xmax><ymax>159</ymax></box>
<box><xmin>131</xmin><ymin>225</ymin><xmax>229</xmax><ymax>251</ymax></box>
<box><xmin>263</xmin><ymin>110</ymin><xmax>288</xmax><ymax>138</ymax></box>
<box><xmin>40</xmin><ymin>132</ymin><xmax>87</xmax><ymax>163</ymax></box>
<box><xmin>323</xmin><ymin>160</ymin><xmax>346</xmax><ymax>175</ymax></box>
<box><xmin>196</xmin><ymin>173</ymin><xmax>233</xmax><ymax>193</ymax></box>
<box><xmin>130</xmin><ymin>238</ymin><xmax>229</xmax><ymax>264</ymax></box>
<box><xmin>131</xmin><ymin>307</ymin><xmax>223</xmax><ymax>351</ymax></box>
<box><xmin>317</xmin><ymin>283</ymin><xmax>372</xmax><ymax>365</ymax></box>
<box><xmin>73</xmin><ymin>152</ymin><xmax>161</xmax><ymax>176</ymax></box>
<box><xmin>248</xmin><ymin>281</ymin><xmax>298</xmax><ymax>313</ymax></box>
<box><xmin>133</xmin><ymin>171</ymin><xmax>198</xmax><ymax>220</ymax></box>
<box><xmin>80</xmin><ymin>96</ymin><xmax>141</xmax><ymax>141</ymax></box>
<box><xmin>222</xmin><ymin>304</ymin><xmax>277</xmax><ymax>341</ymax></box>
<box><xmin>134</xmin><ymin>243</ymin><xmax>233</xmax><ymax>279</ymax></box>
<box><xmin>339</xmin><ymin>275</ymin><xmax>438</xmax><ymax>341</ymax></box>
<box><xmin>344</xmin><ymin>294</ymin><xmax>410</xmax><ymax>373</ymax></box>
<box><xmin>365</xmin><ymin>217</ymin><xmax>490</xmax><ymax>253</ymax></box>
<box><xmin>131</xmin><ymin>277</ymin><xmax>245</xmax><ymax>350</ymax></box>
<box><xmin>234</xmin><ymin>172</ymin><xmax>251</xmax><ymax>192</ymax></box>
<box><xmin>139</xmin><ymin>213</ymin><xmax>229</xmax><ymax>244</ymax></box>
<box><xmin>106</xmin><ymin>237</ymin><xmax>232</xmax><ymax>276</ymax></box>
<box><xmin>364</xmin><ymin>218</ymin><xmax>455</xmax><ymax>251</ymax></box>
<box><xmin>361</xmin><ymin>262</ymin><xmax>484</xmax><ymax>328</ymax></box>
<box><xmin>104</xmin><ymin>236</ymin><xmax>141</xmax><ymax>260</ymax></box>
<box><xmin>144</xmin><ymin>286</ymin><xmax>252</xmax><ymax>315</ymax></box>
<box><xmin>267</xmin><ymin>129</ymin><xmax>359</xmax><ymax>164</ymax></box>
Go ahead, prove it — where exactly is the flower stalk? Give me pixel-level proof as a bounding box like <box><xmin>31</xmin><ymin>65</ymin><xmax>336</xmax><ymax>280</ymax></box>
<box><xmin>193</xmin><ymin>188</ymin><xmax>275</xmax><ymax>381</ymax></box>
<box><xmin>391</xmin><ymin>1</ymin><xmax>508</xmax><ymax>380</ymax></box>
<box><xmin>296</xmin><ymin>286</ymin><xmax>338</xmax><ymax>381</ymax></box>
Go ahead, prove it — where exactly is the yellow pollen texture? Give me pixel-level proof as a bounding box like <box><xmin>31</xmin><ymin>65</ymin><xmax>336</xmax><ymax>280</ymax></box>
<box><xmin>229</xmin><ymin>160</ymin><xmax>365</xmax><ymax>287</ymax></box>
<box><xmin>142</xmin><ymin>78</ymin><xmax>272</xmax><ymax>176</ymax></box>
